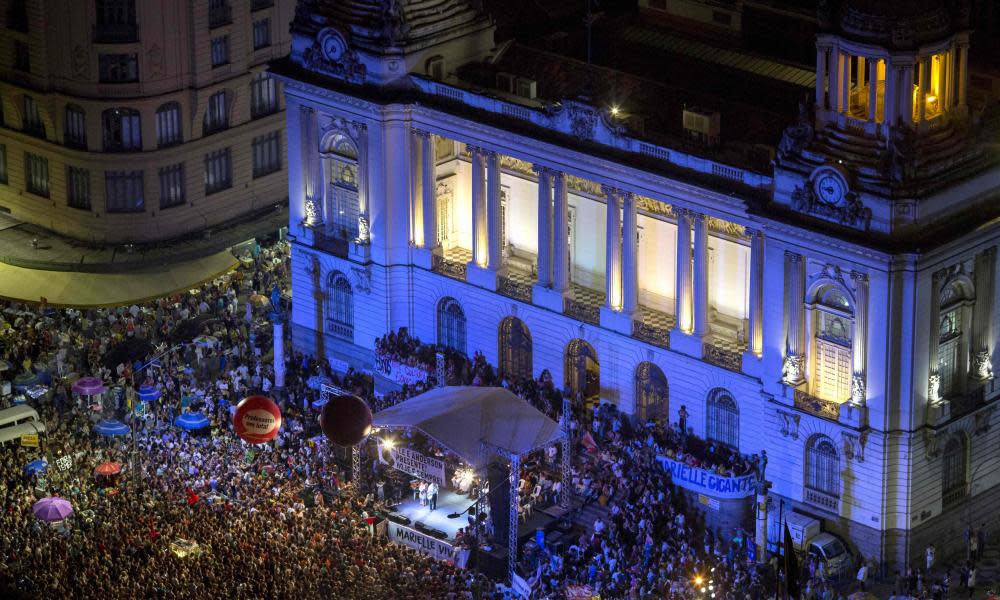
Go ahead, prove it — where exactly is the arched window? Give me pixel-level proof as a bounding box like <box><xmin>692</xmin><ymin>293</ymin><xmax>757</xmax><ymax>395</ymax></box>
<box><xmin>706</xmin><ymin>388</ymin><xmax>738</xmax><ymax>449</ymax></box>
<box><xmin>156</xmin><ymin>102</ymin><xmax>182</xmax><ymax>147</ymax></box>
<box><xmin>203</xmin><ymin>91</ymin><xmax>229</xmax><ymax>135</ymax></box>
<box><xmin>324</xmin><ymin>134</ymin><xmax>361</xmax><ymax>241</ymax></box>
<box><xmin>437</xmin><ymin>298</ymin><xmax>466</xmax><ymax>354</ymax></box>
<box><xmin>325</xmin><ymin>272</ymin><xmax>353</xmax><ymax>340</ymax></box>
<box><xmin>635</xmin><ymin>362</ymin><xmax>668</xmax><ymax>422</ymax></box>
<box><xmin>941</xmin><ymin>434</ymin><xmax>968</xmax><ymax>508</ymax></box>
<box><xmin>938</xmin><ymin>281</ymin><xmax>972</xmax><ymax>399</ymax></box>
<box><xmin>564</xmin><ymin>339</ymin><xmax>599</xmax><ymax>402</ymax></box>
<box><xmin>102</xmin><ymin>107</ymin><xmax>141</xmax><ymax>152</ymax></box>
<box><xmin>498</xmin><ymin>317</ymin><xmax>532</xmax><ymax>381</ymax></box>
<box><xmin>812</xmin><ymin>284</ymin><xmax>854</xmax><ymax>403</ymax></box>
<box><xmin>806</xmin><ymin>435</ymin><xmax>840</xmax><ymax>501</ymax></box>
<box><xmin>64</xmin><ymin>104</ymin><xmax>87</xmax><ymax>148</ymax></box>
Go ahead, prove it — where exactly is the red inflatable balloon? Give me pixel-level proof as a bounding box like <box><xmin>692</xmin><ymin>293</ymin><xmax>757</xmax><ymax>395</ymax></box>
<box><xmin>233</xmin><ymin>395</ymin><xmax>282</xmax><ymax>444</ymax></box>
<box><xmin>319</xmin><ymin>394</ymin><xmax>373</xmax><ymax>447</ymax></box>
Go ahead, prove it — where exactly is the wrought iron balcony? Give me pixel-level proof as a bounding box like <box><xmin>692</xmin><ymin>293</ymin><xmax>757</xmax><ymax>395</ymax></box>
<box><xmin>208</xmin><ymin>5</ymin><xmax>232</xmax><ymax>29</ymax></box>
<box><xmin>793</xmin><ymin>389</ymin><xmax>841</xmax><ymax>421</ymax></box>
<box><xmin>497</xmin><ymin>275</ymin><xmax>532</xmax><ymax>303</ymax></box>
<box><xmin>632</xmin><ymin>320</ymin><xmax>670</xmax><ymax>350</ymax></box>
<box><xmin>702</xmin><ymin>342</ymin><xmax>742</xmax><ymax>373</ymax></box>
<box><xmin>312</xmin><ymin>230</ymin><xmax>349</xmax><ymax>259</ymax></box>
<box><xmin>432</xmin><ymin>254</ymin><xmax>467</xmax><ymax>281</ymax></box>
<box><xmin>564</xmin><ymin>297</ymin><xmax>600</xmax><ymax>326</ymax></box>
<box><xmin>93</xmin><ymin>22</ymin><xmax>139</xmax><ymax>43</ymax></box>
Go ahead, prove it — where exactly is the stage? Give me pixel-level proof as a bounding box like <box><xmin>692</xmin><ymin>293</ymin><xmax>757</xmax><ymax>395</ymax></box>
<box><xmin>392</xmin><ymin>488</ymin><xmax>475</xmax><ymax>540</ymax></box>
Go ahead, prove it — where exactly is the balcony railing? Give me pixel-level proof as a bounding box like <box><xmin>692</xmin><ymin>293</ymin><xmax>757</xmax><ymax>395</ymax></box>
<box><xmin>633</xmin><ymin>320</ymin><xmax>670</xmax><ymax>350</ymax></box>
<box><xmin>702</xmin><ymin>342</ymin><xmax>742</xmax><ymax>373</ymax></box>
<box><xmin>803</xmin><ymin>487</ymin><xmax>839</xmax><ymax>513</ymax></box>
<box><xmin>209</xmin><ymin>5</ymin><xmax>232</xmax><ymax>29</ymax></box>
<box><xmin>564</xmin><ymin>297</ymin><xmax>600</xmax><ymax>326</ymax></box>
<box><xmin>431</xmin><ymin>254</ymin><xmax>467</xmax><ymax>281</ymax></box>
<box><xmin>793</xmin><ymin>389</ymin><xmax>841</xmax><ymax>421</ymax></box>
<box><xmin>325</xmin><ymin>319</ymin><xmax>353</xmax><ymax>341</ymax></box>
<box><xmin>22</xmin><ymin>121</ymin><xmax>46</xmax><ymax>140</ymax></box>
<box><xmin>948</xmin><ymin>385</ymin><xmax>985</xmax><ymax>418</ymax></box>
<box><xmin>497</xmin><ymin>276</ymin><xmax>532</xmax><ymax>303</ymax></box>
<box><xmin>251</xmin><ymin>0</ymin><xmax>274</xmax><ymax>10</ymax></box>
<box><xmin>93</xmin><ymin>22</ymin><xmax>139</xmax><ymax>43</ymax></box>
<box><xmin>313</xmin><ymin>230</ymin><xmax>349</xmax><ymax>259</ymax></box>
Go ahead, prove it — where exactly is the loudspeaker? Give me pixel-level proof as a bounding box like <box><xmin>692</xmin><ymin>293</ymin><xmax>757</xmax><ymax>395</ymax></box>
<box><xmin>487</xmin><ymin>463</ymin><xmax>511</xmax><ymax>546</ymax></box>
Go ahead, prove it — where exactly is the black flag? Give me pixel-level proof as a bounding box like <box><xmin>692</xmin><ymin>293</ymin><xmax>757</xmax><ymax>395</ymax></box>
<box><xmin>783</xmin><ymin>524</ymin><xmax>800</xmax><ymax>599</ymax></box>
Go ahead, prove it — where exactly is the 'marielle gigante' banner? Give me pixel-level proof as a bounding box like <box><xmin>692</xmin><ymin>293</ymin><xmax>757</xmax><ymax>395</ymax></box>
<box><xmin>656</xmin><ymin>455</ymin><xmax>757</xmax><ymax>499</ymax></box>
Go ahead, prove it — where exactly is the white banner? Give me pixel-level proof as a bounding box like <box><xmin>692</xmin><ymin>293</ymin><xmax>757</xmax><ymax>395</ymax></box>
<box><xmin>374</xmin><ymin>356</ymin><xmax>430</xmax><ymax>386</ymax></box>
<box><xmin>386</xmin><ymin>521</ymin><xmax>470</xmax><ymax>567</ymax></box>
<box><xmin>656</xmin><ymin>455</ymin><xmax>757</xmax><ymax>499</ymax></box>
<box><xmin>378</xmin><ymin>442</ymin><xmax>446</xmax><ymax>485</ymax></box>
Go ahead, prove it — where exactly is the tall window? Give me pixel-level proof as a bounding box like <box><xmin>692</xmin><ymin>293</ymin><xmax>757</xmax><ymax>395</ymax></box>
<box><xmin>67</xmin><ymin>166</ymin><xmax>91</xmax><ymax>209</ymax></box>
<box><xmin>252</xmin><ymin>18</ymin><xmax>271</xmax><ymax>50</ymax></box>
<box><xmin>65</xmin><ymin>104</ymin><xmax>87</xmax><ymax>149</ymax></box>
<box><xmin>94</xmin><ymin>0</ymin><xmax>138</xmax><ymax>42</ymax></box>
<box><xmin>204</xmin><ymin>148</ymin><xmax>231</xmax><ymax>194</ymax></box>
<box><xmin>105</xmin><ymin>170</ymin><xmax>144</xmax><ymax>212</ymax></box>
<box><xmin>203</xmin><ymin>91</ymin><xmax>228</xmax><ymax>135</ymax></box>
<box><xmin>24</xmin><ymin>153</ymin><xmax>49</xmax><ymax>197</ymax></box>
<box><xmin>325</xmin><ymin>272</ymin><xmax>354</xmax><ymax>340</ymax></box>
<box><xmin>252</xmin><ymin>131</ymin><xmax>281</xmax><ymax>178</ymax></box>
<box><xmin>706</xmin><ymin>388</ymin><xmax>738</xmax><ymax>449</ymax></box>
<box><xmin>98</xmin><ymin>53</ymin><xmax>139</xmax><ymax>82</ymax></box>
<box><xmin>437</xmin><ymin>298</ymin><xmax>466</xmax><ymax>354</ymax></box>
<box><xmin>635</xmin><ymin>361</ymin><xmax>669</xmax><ymax>423</ymax></box>
<box><xmin>941</xmin><ymin>434</ymin><xmax>968</xmax><ymax>508</ymax></box>
<box><xmin>938</xmin><ymin>282</ymin><xmax>971</xmax><ymax>399</ymax></box>
<box><xmin>250</xmin><ymin>73</ymin><xmax>277</xmax><ymax>118</ymax></box>
<box><xmin>806</xmin><ymin>435</ymin><xmax>840</xmax><ymax>498</ymax></box>
<box><xmin>158</xmin><ymin>163</ymin><xmax>185</xmax><ymax>209</ymax></box>
<box><xmin>208</xmin><ymin>0</ymin><xmax>231</xmax><ymax>29</ymax></box>
<box><xmin>155</xmin><ymin>102</ymin><xmax>181</xmax><ymax>147</ymax></box>
<box><xmin>13</xmin><ymin>40</ymin><xmax>30</xmax><ymax>72</ymax></box>
<box><xmin>813</xmin><ymin>286</ymin><xmax>853</xmax><ymax>403</ymax></box>
<box><xmin>102</xmin><ymin>108</ymin><xmax>141</xmax><ymax>151</ymax></box>
<box><xmin>22</xmin><ymin>95</ymin><xmax>45</xmax><ymax>138</ymax></box>
<box><xmin>498</xmin><ymin>317</ymin><xmax>532</xmax><ymax>381</ymax></box>
<box><xmin>211</xmin><ymin>36</ymin><xmax>229</xmax><ymax>67</ymax></box>
<box><xmin>0</xmin><ymin>145</ymin><xmax>7</xmax><ymax>184</ymax></box>
<box><xmin>325</xmin><ymin>135</ymin><xmax>360</xmax><ymax>241</ymax></box>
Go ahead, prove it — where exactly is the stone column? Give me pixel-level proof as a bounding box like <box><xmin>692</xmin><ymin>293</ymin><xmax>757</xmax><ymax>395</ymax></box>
<box><xmin>534</xmin><ymin>166</ymin><xmax>553</xmax><ymax>287</ymax></box>
<box><xmin>927</xmin><ymin>270</ymin><xmax>943</xmax><ymax>402</ymax></box>
<box><xmin>841</xmin><ymin>52</ymin><xmax>852</xmax><ymax>114</ymax></box>
<box><xmin>972</xmin><ymin>247</ymin><xmax>997</xmax><ymax>380</ymax></box>
<box><xmin>622</xmin><ymin>192</ymin><xmax>638</xmax><ymax>316</ymax></box>
<box><xmin>918</xmin><ymin>57</ymin><xmax>929</xmax><ymax>123</ymax></box>
<box><xmin>850</xmin><ymin>272</ymin><xmax>869</xmax><ymax>405</ymax></box>
<box><xmin>693</xmin><ymin>212</ymin><xmax>709</xmax><ymax>338</ymax></box>
<box><xmin>469</xmin><ymin>146</ymin><xmax>487</xmax><ymax>267</ymax></box>
<box><xmin>755</xmin><ymin>484</ymin><xmax>770</xmax><ymax>565</ymax></box>
<box><xmin>868</xmin><ymin>58</ymin><xmax>879</xmax><ymax>122</ymax></box>
<box><xmin>273</xmin><ymin>319</ymin><xmax>285</xmax><ymax>389</ymax></box>
<box><xmin>486</xmin><ymin>150</ymin><xmax>503</xmax><ymax>271</ymax></box>
<box><xmin>603</xmin><ymin>185</ymin><xmax>623</xmax><ymax>310</ymax></box>
<box><xmin>885</xmin><ymin>65</ymin><xmax>897</xmax><ymax>126</ymax></box>
<box><xmin>674</xmin><ymin>210</ymin><xmax>693</xmax><ymax>333</ymax></box>
<box><xmin>552</xmin><ymin>172</ymin><xmax>570</xmax><ymax>293</ymax></box>
<box><xmin>828</xmin><ymin>47</ymin><xmax>840</xmax><ymax>113</ymax></box>
<box><xmin>958</xmin><ymin>44</ymin><xmax>969</xmax><ymax>109</ymax></box>
<box><xmin>420</xmin><ymin>131</ymin><xmax>438</xmax><ymax>250</ymax></box>
<box><xmin>783</xmin><ymin>252</ymin><xmax>805</xmax><ymax>384</ymax></box>
<box><xmin>300</xmin><ymin>106</ymin><xmax>321</xmax><ymax>226</ymax></box>
<box><xmin>945</xmin><ymin>46</ymin><xmax>956</xmax><ymax>109</ymax></box>
<box><xmin>900</xmin><ymin>64</ymin><xmax>914</xmax><ymax>125</ymax></box>
<box><xmin>816</xmin><ymin>47</ymin><xmax>828</xmax><ymax>109</ymax></box>
<box><xmin>748</xmin><ymin>229</ymin><xmax>764</xmax><ymax>357</ymax></box>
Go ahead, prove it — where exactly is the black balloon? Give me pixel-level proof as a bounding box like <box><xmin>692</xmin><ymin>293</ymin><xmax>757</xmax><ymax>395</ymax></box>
<box><xmin>319</xmin><ymin>394</ymin><xmax>373</xmax><ymax>446</ymax></box>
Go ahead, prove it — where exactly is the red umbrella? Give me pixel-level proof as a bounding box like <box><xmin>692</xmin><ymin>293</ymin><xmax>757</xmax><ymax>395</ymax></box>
<box><xmin>94</xmin><ymin>462</ymin><xmax>122</xmax><ymax>477</ymax></box>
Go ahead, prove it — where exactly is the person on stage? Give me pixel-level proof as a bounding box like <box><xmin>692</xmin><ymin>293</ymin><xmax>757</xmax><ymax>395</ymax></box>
<box><xmin>428</xmin><ymin>482</ymin><xmax>438</xmax><ymax>511</ymax></box>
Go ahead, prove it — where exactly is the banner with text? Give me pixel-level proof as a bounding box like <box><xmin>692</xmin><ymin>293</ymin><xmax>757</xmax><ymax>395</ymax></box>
<box><xmin>377</xmin><ymin>442</ymin><xmax>446</xmax><ymax>485</ymax></box>
<box><xmin>374</xmin><ymin>356</ymin><xmax>431</xmax><ymax>386</ymax></box>
<box><xmin>656</xmin><ymin>455</ymin><xmax>757</xmax><ymax>499</ymax></box>
<box><xmin>386</xmin><ymin>521</ymin><xmax>470</xmax><ymax>567</ymax></box>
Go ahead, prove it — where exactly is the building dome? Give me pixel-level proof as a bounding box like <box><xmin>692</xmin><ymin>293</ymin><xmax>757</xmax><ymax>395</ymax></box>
<box><xmin>836</xmin><ymin>0</ymin><xmax>957</xmax><ymax>49</ymax></box>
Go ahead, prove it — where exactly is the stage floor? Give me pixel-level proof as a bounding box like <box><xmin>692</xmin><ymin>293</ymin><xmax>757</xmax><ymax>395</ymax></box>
<box><xmin>394</xmin><ymin>488</ymin><xmax>476</xmax><ymax>540</ymax></box>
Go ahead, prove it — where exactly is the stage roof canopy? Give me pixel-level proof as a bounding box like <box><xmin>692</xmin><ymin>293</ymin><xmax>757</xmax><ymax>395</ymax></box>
<box><xmin>373</xmin><ymin>386</ymin><xmax>564</xmax><ymax>468</ymax></box>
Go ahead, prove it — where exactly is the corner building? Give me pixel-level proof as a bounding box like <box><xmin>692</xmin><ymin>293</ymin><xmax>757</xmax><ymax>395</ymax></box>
<box><xmin>273</xmin><ymin>0</ymin><xmax>1000</xmax><ymax>567</ymax></box>
<box><xmin>0</xmin><ymin>0</ymin><xmax>294</xmax><ymax>244</ymax></box>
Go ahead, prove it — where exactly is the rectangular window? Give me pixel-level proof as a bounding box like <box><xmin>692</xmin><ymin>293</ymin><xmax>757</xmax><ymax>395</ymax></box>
<box><xmin>204</xmin><ymin>148</ymin><xmax>231</xmax><ymax>194</ymax></box>
<box><xmin>0</xmin><ymin>145</ymin><xmax>7</xmax><ymax>184</ymax></box>
<box><xmin>204</xmin><ymin>91</ymin><xmax>228</xmax><ymax>135</ymax></box>
<box><xmin>14</xmin><ymin>40</ymin><xmax>30</xmax><ymax>72</ymax></box>
<box><xmin>65</xmin><ymin>106</ymin><xmax>87</xmax><ymax>149</ymax></box>
<box><xmin>211</xmin><ymin>36</ymin><xmax>229</xmax><ymax>67</ymax></box>
<box><xmin>155</xmin><ymin>104</ymin><xmax>181</xmax><ymax>147</ymax></box>
<box><xmin>252</xmin><ymin>131</ymin><xmax>281</xmax><ymax>178</ymax></box>
<box><xmin>102</xmin><ymin>108</ymin><xmax>142</xmax><ymax>152</ymax></box>
<box><xmin>159</xmin><ymin>163</ymin><xmax>186</xmax><ymax>209</ymax></box>
<box><xmin>99</xmin><ymin>53</ymin><xmax>139</xmax><ymax>83</ymax></box>
<box><xmin>105</xmin><ymin>170</ymin><xmax>144</xmax><ymax>213</ymax></box>
<box><xmin>253</xmin><ymin>18</ymin><xmax>271</xmax><ymax>49</ymax></box>
<box><xmin>94</xmin><ymin>0</ymin><xmax>138</xmax><ymax>42</ymax></box>
<box><xmin>24</xmin><ymin>152</ymin><xmax>49</xmax><ymax>197</ymax></box>
<box><xmin>67</xmin><ymin>166</ymin><xmax>91</xmax><ymax>210</ymax></box>
<box><xmin>250</xmin><ymin>74</ymin><xmax>277</xmax><ymax>118</ymax></box>
<box><xmin>208</xmin><ymin>0</ymin><xmax>232</xmax><ymax>29</ymax></box>
<box><xmin>22</xmin><ymin>96</ymin><xmax>45</xmax><ymax>138</ymax></box>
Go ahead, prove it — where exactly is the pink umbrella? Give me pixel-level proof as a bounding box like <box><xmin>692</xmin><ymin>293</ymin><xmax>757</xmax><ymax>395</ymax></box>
<box><xmin>72</xmin><ymin>376</ymin><xmax>107</xmax><ymax>396</ymax></box>
<box><xmin>32</xmin><ymin>496</ymin><xmax>74</xmax><ymax>522</ymax></box>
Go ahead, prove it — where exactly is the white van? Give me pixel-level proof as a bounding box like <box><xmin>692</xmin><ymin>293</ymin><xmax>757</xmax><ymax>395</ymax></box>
<box><xmin>0</xmin><ymin>420</ymin><xmax>46</xmax><ymax>445</ymax></box>
<box><xmin>0</xmin><ymin>405</ymin><xmax>40</xmax><ymax>428</ymax></box>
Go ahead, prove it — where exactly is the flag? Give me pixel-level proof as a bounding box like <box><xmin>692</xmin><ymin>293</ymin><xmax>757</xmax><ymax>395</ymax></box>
<box><xmin>581</xmin><ymin>431</ymin><xmax>599</xmax><ymax>454</ymax></box>
<box><xmin>783</xmin><ymin>524</ymin><xmax>800</xmax><ymax>599</ymax></box>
